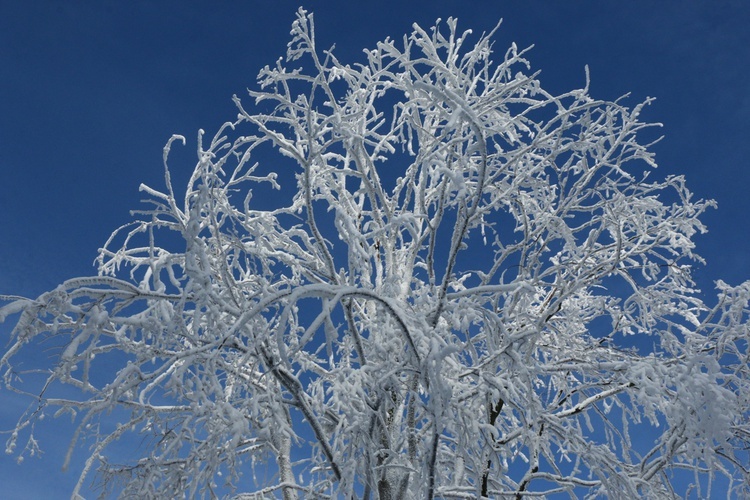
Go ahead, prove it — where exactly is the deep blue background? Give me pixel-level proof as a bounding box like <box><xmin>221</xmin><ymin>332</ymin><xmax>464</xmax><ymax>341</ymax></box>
<box><xmin>1</xmin><ymin>1</ymin><xmax>749</xmax><ymax>497</ymax></box>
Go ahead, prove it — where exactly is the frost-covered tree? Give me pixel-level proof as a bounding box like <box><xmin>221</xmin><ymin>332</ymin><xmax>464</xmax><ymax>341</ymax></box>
<box><xmin>2</xmin><ymin>9</ymin><xmax>749</xmax><ymax>499</ymax></box>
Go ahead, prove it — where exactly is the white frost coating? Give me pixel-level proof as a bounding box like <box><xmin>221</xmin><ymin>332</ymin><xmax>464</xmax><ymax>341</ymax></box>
<box><xmin>1</xmin><ymin>8</ymin><xmax>749</xmax><ymax>500</ymax></box>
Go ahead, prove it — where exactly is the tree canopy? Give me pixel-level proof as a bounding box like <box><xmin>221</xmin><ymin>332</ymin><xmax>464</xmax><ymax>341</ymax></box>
<box><xmin>2</xmin><ymin>9</ymin><xmax>749</xmax><ymax>499</ymax></box>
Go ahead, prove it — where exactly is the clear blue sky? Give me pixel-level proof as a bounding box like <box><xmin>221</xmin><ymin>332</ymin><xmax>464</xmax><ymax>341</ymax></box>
<box><xmin>1</xmin><ymin>1</ymin><xmax>749</xmax><ymax>497</ymax></box>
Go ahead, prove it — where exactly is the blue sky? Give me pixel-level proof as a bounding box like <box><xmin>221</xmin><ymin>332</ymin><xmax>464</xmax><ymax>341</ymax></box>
<box><xmin>1</xmin><ymin>1</ymin><xmax>749</xmax><ymax>497</ymax></box>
